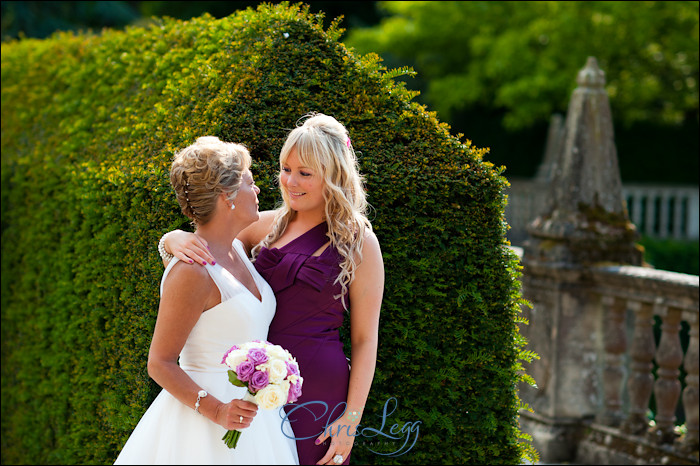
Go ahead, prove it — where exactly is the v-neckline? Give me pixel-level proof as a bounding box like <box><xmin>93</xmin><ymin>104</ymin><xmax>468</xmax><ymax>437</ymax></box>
<box><xmin>220</xmin><ymin>239</ymin><xmax>263</xmax><ymax>304</ymax></box>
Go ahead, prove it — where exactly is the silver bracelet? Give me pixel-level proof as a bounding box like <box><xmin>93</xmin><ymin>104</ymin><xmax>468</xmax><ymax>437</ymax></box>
<box><xmin>194</xmin><ymin>389</ymin><xmax>208</xmax><ymax>414</ymax></box>
<box><xmin>158</xmin><ymin>233</ymin><xmax>174</xmax><ymax>262</ymax></box>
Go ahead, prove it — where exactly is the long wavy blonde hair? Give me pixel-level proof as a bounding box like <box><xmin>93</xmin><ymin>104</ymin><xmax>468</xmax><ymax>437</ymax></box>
<box><xmin>252</xmin><ymin>113</ymin><xmax>372</xmax><ymax>305</ymax></box>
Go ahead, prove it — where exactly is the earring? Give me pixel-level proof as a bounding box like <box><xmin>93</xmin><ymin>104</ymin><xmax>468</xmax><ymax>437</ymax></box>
<box><xmin>230</xmin><ymin>203</ymin><xmax>236</xmax><ymax>210</ymax></box>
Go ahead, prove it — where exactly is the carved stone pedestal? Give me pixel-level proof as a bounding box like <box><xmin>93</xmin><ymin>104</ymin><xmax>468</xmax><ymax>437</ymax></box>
<box><xmin>517</xmin><ymin>57</ymin><xmax>644</xmax><ymax>463</ymax></box>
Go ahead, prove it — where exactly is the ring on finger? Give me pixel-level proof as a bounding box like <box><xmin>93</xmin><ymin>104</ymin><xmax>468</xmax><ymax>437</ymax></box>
<box><xmin>239</xmin><ymin>416</ymin><xmax>243</xmax><ymax>423</ymax></box>
<box><xmin>333</xmin><ymin>454</ymin><xmax>343</xmax><ymax>464</ymax></box>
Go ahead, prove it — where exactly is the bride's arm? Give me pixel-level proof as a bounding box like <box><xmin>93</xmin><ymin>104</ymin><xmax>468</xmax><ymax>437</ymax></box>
<box><xmin>316</xmin><ymin>230</ymin><xmax>385</xmax><ymax>464</ymax></box>
<box><xmin>147</xmin><ymin>262</ymin><xmax>257</xmax><ymax>429</ymax></box>
<box><xmin>236</xmin><ymin>209</ymin><xmax>278</xmax><ymax>253</ymax></box>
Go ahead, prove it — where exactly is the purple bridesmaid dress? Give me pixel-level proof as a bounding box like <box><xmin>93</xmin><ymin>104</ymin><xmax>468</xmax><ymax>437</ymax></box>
<box><xmin>254</xmin><ymin>222</ymin><xmax>352</xmax><ymax>465</ymax></box>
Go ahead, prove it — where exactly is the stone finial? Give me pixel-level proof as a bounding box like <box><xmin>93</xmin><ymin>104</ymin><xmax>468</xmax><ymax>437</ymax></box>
<box><xmin>577</xmin><ymin>56</ymin><xmax>606</xmax><ymax>89</ymax></box>
<box><xmin>525</xmin><ymin>57</ymin><xmax>642</xmax><ymax>265</ymax></box>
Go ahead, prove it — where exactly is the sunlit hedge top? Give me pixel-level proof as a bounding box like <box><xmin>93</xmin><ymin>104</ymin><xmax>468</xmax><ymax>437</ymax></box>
<box><xmin>1</xmin><ymin>3</ymin><xmax>533</xmax><ymax>465</ymax></box>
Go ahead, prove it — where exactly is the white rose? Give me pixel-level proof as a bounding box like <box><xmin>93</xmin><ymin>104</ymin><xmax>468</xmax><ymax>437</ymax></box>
<box><xmin>239</xmin><ymin>342</ymin><xmax>255</xmax><ymax>351</ymax></box>
<box><xmin>255</xmin><ymin>383</ymin><xmax>287</xmax><ymax>410</ymax></box>
<box><xmin>225</xmin><ymin>349</ymin><xmax>247</xmax><ymax>370</ymax></box>
<box><xmin>255</xmin><ymin>362</ymin><xmax>270</xmax><ymax>373</ymax></box>
<box><xmin>267</xmin><ymin>358</ymin><xmax>288</xmax><ymax>384</ymax></box>
<box><xmin>267</xmin><ymin>345</ymin><xmax>288</xmax><ymax>361</ymax></box>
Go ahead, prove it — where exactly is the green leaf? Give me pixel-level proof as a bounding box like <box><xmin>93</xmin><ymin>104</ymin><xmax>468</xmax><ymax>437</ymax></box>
<box><xmin>227</xmin><ymin>370</ymin><xmax>246</xmax><ymax>388</ymax></box>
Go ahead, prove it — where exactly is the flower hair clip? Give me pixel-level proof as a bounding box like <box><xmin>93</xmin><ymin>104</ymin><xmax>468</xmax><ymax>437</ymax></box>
<box><xmin>346</xmin><ymin>137</ymin><xmax>352</xmax><ymax>148</ymax></box>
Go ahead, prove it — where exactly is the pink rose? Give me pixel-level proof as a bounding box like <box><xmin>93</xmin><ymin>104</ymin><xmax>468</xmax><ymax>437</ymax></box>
<box><xmin>236</xmin><ymin>360</ymin><xmax>255</xmax><ymax>382</ymax></box>
<box><xmin>287</xmin><ymin>380</ymin><xmax>303</xmax><ymax>403</ymax></box>
<box><xmin>249</xmin><ymin>370</ymin><xmax>269</xmax><ymax>392</ymax></box>
<box><xmin>286</xmin><ymin>361</ymin><xmax>299</xmax><ymax>377</ymax></box>
<box><xmin>247</xmin><ymin>348</ymin><xmax>268</xmax><ymax>365</ymax></box>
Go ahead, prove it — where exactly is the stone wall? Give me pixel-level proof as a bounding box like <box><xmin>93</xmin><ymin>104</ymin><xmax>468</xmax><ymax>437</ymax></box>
<box><xmin>514</xmin><ymin>58</ymin><xmax>699</xmax><ymax>465</ymax></box>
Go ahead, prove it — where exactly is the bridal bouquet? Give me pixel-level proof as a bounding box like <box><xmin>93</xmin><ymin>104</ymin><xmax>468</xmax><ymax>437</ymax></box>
<box><xmin>220</xmin><ymin>340</ymin><xmax>303</xmax><ymax>449</ymax></box>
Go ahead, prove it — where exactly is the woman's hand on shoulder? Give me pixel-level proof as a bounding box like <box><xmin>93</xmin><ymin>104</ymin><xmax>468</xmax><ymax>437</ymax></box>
<box><xmin>164</xmin><ymin>230</ymin><xmax>215</xmax><ymax>266</ymax></box>
<box><xmin>164</xmin><ymin>258</ymin><xmax>212</xmax><ymax>293</ymax></box>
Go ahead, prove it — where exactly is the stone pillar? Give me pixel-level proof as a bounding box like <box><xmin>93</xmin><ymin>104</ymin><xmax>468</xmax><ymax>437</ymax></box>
<box><xmin>676</xmin><ymin>315</ymin><xmax>699</xmax><ymax>453</ymax></box>
<box><xmin>535</xmin><ymin>113</ymin><xmax>565</xmax><ymax>185</ymax></box>
<box><xmin>518</xmin><ymin>57</ymin><xmax>644</xmax><ymax>463</ymax></box>
<box><xmin>526</xmin><ymin>57</ymin><xmax>642</xmax><ymax>266</ymax></box>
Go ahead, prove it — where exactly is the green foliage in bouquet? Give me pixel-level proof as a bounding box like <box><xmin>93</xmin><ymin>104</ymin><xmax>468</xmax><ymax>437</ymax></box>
<box><xmin>1</xmin><ymin>3</ymin><xmax>537</xmax><ymax>464</ymax></box>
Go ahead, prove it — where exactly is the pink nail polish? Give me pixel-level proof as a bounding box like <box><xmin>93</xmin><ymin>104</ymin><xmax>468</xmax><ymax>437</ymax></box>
<box><xmin>212</xmin><ymin>261</ymin><xmax>216</xmax><ymax>265</ymax></box>
<box><xmin>315</xmin><ymin>439</ymin><xmax>321</xmax><ymax>445</ymax></box>
<box><xmin>203</xmin><ymin>261</ymin><xmax>207</xmax><ymax>265</ymax></box>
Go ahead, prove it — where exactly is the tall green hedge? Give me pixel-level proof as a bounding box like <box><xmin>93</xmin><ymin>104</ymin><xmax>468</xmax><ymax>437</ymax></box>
<box><xmin>1</xmin><ymin>3</ymin><xmax>536</xmax><ymax>464</ymax></box>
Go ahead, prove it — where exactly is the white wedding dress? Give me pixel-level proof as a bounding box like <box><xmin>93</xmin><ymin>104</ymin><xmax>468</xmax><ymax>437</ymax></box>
<box><xmin>115</xmin><ymin>239</ymin><xmax>299</xmax><ymax>465</ymax></box>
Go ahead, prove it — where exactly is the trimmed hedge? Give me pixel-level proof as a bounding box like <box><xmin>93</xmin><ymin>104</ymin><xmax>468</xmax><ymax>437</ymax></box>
<box><xmin>1</xmin><ymin>3</ymin><xmax>536</xmax><ymax>464</ymax></box>
<box><xmin>638</xmin><ymin>235</ymin><xmax>699</xmax><ymax>275</ymax></box>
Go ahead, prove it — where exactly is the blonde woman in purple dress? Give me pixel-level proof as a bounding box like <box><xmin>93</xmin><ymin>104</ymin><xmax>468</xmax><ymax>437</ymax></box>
<box><xmin>161</xmin><ymin>114</ymin><xmax>384</xmax><ymax>465</ymax></box>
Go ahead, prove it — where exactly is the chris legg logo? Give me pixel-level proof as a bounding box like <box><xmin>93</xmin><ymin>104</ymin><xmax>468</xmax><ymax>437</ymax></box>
<box><xmin>280</xmin><ymin>397</ymin><xmax>421</xmax><ymax>457</ymax></box>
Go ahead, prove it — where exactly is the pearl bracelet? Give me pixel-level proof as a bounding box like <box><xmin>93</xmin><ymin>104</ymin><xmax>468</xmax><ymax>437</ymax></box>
<box><xmin>158</xmin><ymin>233</ymin><xmax>174</xmax><ymax>262</ymax></box>
<box><xmin>194</xmin><ymin>389</ymin><xmax>207</xmax><ymax>414</ymax></box>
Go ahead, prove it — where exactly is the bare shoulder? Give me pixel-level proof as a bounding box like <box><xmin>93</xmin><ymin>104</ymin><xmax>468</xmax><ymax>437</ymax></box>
<box><xmin>238</xmin><ymin>209</ymin><xmax>279</xmax><ymax>250</ymax></box>
<box><xmin>159</xmin><ymin>260</ymin><xmax>220</xmax><ymax>318</ymax></box>
<box><xmin>355</xmin><ymin>227</ymin><xmax>383</xmax><ymax>274</ymax></box>
<box><xmin>162</xmin><ymin>260</ymin><xmax>212</xmax><ymax>296</ymax></box>
<box><xmin>349</xmin><ymin>227</ymin><xmax>384</xmax><ymax>305</ymax></box>
<box><xmin>257</xmin><ymin>209</ymin><xmax>279</xmax><ymax>227</ymax></box>
<box><xmin>361</xmin><ymin>228</ymin><xmax>382</xmax><ymax>257</ymax></box>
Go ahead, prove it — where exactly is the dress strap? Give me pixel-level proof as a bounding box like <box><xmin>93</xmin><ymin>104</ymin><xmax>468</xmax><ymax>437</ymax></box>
<box><xmin>159</xmin><ymin>253</ymin><xmax>248</xmax><ymax>303</ymax></box>
<box><xmin>281</xmin><ymin>222</ymin><xmax>331</xmax><ymax>256</ymax></box>
<box><xmin>160</xmin><ymin>257</ymin><xmax>181</xmax><ymax>296</ymax></box>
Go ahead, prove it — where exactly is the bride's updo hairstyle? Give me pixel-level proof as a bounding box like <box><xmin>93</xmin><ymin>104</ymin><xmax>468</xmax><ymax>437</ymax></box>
<box><xmin>170</xmin><ymin>136</ymin><xmax>251</xmax><ymax>226</ymax></box>
<box><xmin>252</xmin><ymin>113</ymin><xmax>372</xmax><ymax>306</ymax></box>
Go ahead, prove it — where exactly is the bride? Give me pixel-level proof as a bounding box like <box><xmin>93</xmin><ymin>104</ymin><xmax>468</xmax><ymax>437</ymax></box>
<box><xmin>115</xmin><ymin>137</ymin><xmax>298</xmax><ymax>465</ymax></box>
